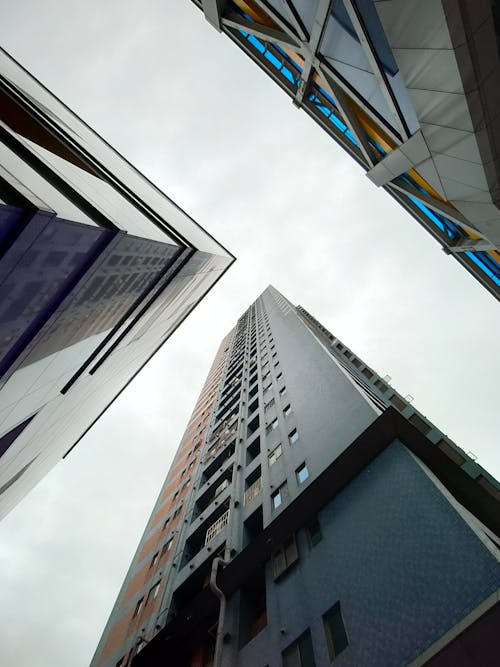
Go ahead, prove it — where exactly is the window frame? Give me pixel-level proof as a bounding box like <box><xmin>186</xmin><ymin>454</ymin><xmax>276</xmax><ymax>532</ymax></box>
<box><xmin>133</xmin><ymin>596</ymin><xmax>144</xmax><ymax>618</ymax></box>
<box><xmin>268</xmin><ymin>443</ymin><xmax>283</xmax><ymax>466</ymax></box>
<box><xmin>282</xmin><ymin>629</ymin><xmax>316</xmax><ymax>667</ymax></box>
<box><xmin>296</xmin><ymin>462</ymin><xmax>309</xmax><ymax>485</ymax></box>
<box><xmin>323</xmin><ymin>602</ymin><xmax>348</xmax><ymax>661</ymax></box>
<box><xmin>272</xmin><ymin>534</ymin><xmax>298</xmax><ymax>580</ymax></box>
<box><xmin>271</xmin><ymin>483</ymin><xmax>286</xmax><ymax>510</ymax></box>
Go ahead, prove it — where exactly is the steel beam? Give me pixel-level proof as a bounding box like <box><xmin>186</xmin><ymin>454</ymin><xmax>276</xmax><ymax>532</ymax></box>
<box><xmin>294</xmin><ymin>0</ymin><xmax>334</xmax><ymax>106</ymax></box>
<box><xmin>221</xmin><ymin>12</ymin><xmax>301</xmax><ymax>50</ymax></box>
<box><xmin>280</xmin><ymin>0</ymin><xmax>309</xmax><ymax>41</ymax></box>
<box><xmin>342</xmin><ymin>0</ymin><xmax>411</xmax><ymax>141</ymax></box>
<box><xmin>201</xmin><ymin>0</ymin><xmax>226</xmax><ymax>31</ymax></box>
<box><xmin>388</xmin><ymin>177</ymin><xmax>471</xmax><ymax>230</ymax></box>
<box><xmin>318</xmin><ymin>65</ymin><xmax>377</xmax><ymax>167</ymax></box>
<box><xmin>446</xmin><ymin>238</ymin><xmax>497</xmax><ymax>253</ymax></box>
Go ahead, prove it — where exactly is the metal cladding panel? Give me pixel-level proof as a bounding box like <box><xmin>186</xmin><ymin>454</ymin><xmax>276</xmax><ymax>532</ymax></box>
<box><xmin>190</xmin><ymin>0</ymin><xmax>500</xmax><ymax>296</ymax></box>
<box><xmin>1</xmin><ymin>48</ymin><xmax>234</xmax><ymax>258</ymax></box>
<box><xmin>0</xmin><ymin>49</ymin><xmax>235</xmax><ymax>519</ymax></box>
<box><xmin>0</xmin><ymin>244</ymin><xmax>227</xmax><ymax>519</ymax></box>
<box><xmin>237</xmin><ymin>441</ymin><xmax>500</xmax><ymax>667</ymax></box>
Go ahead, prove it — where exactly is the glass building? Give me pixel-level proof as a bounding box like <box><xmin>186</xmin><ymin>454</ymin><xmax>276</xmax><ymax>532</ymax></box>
<box><xmin>0</xmin><ymin>49</ymin><xmax>234</xmax><ymax>519</ymax></box>
<box><xmin>190</xmin><ymin>0</ymin><xmax>500</xmax><ymax>300</ymax></box>
<box><xmin>91</xmin><ymin>286</ymin><xmax>500</xmax><ymax>667</ymax></box>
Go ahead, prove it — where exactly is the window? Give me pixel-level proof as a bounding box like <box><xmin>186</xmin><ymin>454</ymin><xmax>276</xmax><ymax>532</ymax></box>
<box><xmin>248</xmin><ymin>415</ymin><xmax>260</xmax><ymax>437</ymax></box>
<box><xmin>390</xmin><ymin>394</ymin><xmax>406</xmax><ymax>411</ymax></box>
<box><xmin>279</xmin><ymin>386</ymin><xmax>287</xmax><ymax>396</ymax></box>
<box><xmin>307</xmin><ymin>518</ymin><xmax>322</xmax><ymax>547</ymax></box>
<box><xmin>265</xmin><ymin>397</ymin><xmax>275</xmax><ymax>411</ymax></box>
<box><xmin>282</xmin><ymin>630</ymin><xmax>316</xmax><ymax>667</ymax></box>
<box><xmin>271</xmin><ymin>484</ymin><xmax>286</xmax><ymax>510</ymax></box>
<box><xmin>283</xmin><ymin>403</ymin><xmax>292</xmax><ymax>416</ymax></box>
<box><xmin>266</xmin><ymin>418</ymin><xmax>279</xmax><ymax>433</ymax></box>
<box><xmin>147</xmin><ymin>581</ymin><xmax>161</xmax><ymax>604</ymax></box>
<box><xmin>296</xmin><ymin>463</ymin><xmax>309</xmax><ymax>484</ymax></box>
<box><xmin>276</xmin><ymin>372</ymin><xmax>283</xmax><ymax>380</ymax></box>
<box><xmin>150</xmin><ymin>552</ymin><xmax>159</xmax><ymax>569</ymax></box>
<box><xmin>214</xmin><ymin>478</ymin><xmax>230</xmax><ymax>497</ymax></box>
<box><xmin>162</xmin><ymin>538</ymin><xmax>173</xmax><ymax>555</ymax></box>
<box><xmin>133</xmin><ymin>597</ymin><xmax>144</xmax><ymax>618</ymax></box>
<box><xmin>240</xmin><ymin>566</ymin><xmax>267</xmax><ymax>645</ymax></box>
<box><xmin>323</xmin><ymin>603</ymin><xmax>348</xmax><ymax>660</ymax></box>
<box><xmin>268</xmin><ymin>443</ymin><xmax>282</xmax><ymax>466</ymax></box>
<box><xmin>374</xmin><ymin>378</ymin><xmax>388</xmax><ymax>393</ymax></box>
<box><xmin>272</xmin><ymin>534</ymin><xmax>298</xmax><ymax>579</ymax></box>
<box><xmin>289</xmin><ymin>428</ymin><xmax>299</xmax><ymax>444</ymax></box>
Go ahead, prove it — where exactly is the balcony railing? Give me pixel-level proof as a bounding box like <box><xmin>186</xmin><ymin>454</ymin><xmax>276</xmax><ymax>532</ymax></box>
<box><xmin>204</xmin><ymin>426</ymin><xmax>237</xmax><ymax>463</ymax></box>
<box><xmin>244</xmin><ymin>478</ymin><xmax>262</xmax><ymax>505</ymax></box>
<box><xmin>205</xmin><ymin>509</ymin><xmax>230</xmax><ymax>545</ymax></box>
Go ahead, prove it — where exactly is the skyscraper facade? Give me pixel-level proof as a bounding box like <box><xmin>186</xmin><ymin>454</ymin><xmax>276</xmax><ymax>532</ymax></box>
<box><xmin>92</xmin><ymin>286</ymin><xmax>500</xmax><ymax>667</ymax></box>
<box><xmin>0</xmin><ymin>49</ymin><xmax>234</xmax><ymax>518</ymax></box>
<box><xmin>190</xmin><ymin>0</ymin><xmax>500</xmax><ymax>300</ymax></box>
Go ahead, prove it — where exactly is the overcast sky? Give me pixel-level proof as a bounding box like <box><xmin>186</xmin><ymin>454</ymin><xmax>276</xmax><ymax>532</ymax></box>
<box><xmin>1</xmin><ymin>2</ymin><xmax>499</xmax><ymax>666</ymax></box>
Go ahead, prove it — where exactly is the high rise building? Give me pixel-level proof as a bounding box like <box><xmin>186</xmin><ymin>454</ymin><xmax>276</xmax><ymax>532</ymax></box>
<box><xmin>0</xmin><ymin>49</ymin><xmax>234</xmax><ymax>519</ymax></box>
<box><xmin>92</xmin><ymin>286</ymin><xmax>500</xmax><ymax>667</ymax></box>
<box><xmin>189</xmin><ymin>0</ymin><xmax>500</xmax><ymax>300</ymax></box>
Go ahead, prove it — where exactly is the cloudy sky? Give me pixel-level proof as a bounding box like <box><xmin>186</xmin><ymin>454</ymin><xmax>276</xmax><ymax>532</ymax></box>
<box><xmin>1</xmin><ymin>1</ymin><xmax>499</xmax><ymax>665</ymax></box>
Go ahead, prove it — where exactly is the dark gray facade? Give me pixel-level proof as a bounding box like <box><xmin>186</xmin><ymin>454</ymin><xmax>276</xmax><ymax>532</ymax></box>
<box><xmin>92</xmin><ymin>286</ymin><xmax>500</xmax><ymax>667</ymax></box>
<box><xmin>0</xmin><ymin>49</ymin><xmax>234</xmax><ymax>518</ymax></box>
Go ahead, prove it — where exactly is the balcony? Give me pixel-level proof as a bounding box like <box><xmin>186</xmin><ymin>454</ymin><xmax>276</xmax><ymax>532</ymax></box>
<box><xmin>205</xmin><ymin>509</ymin><xmax>230</xmax><ymax>545</ymax></box>
<box><xmin>244</xmin><ymin>478</ymin><xmax>262</xmax><ymax>506</ymax></box>
<box><xmin>193</xmin><ymin>469</ymin><xmax>232</xmax><ymax>521</ymax></box>
<box><xmin>202</xmin><ymin>442</ymin><xmax>235</xmax><ymax>482</ymax></box>
<box><xmin>204</xmin><ymin>430</ymin><xmax>237</xmax><ymax>465</ymax></box>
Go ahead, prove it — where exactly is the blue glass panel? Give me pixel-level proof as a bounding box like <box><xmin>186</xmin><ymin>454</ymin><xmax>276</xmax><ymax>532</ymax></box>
<box><xmin>281</xmin><ymin>67</ymin><xmax>296</xmax><ymax>85</ymax></box>
<box><xmin>264</xmin><ymin>50</ymin><xmax>282</xmax><ymax>69</ymax></box>
<box><xmin>465</xmin><ymin>252</ymin><xmax>500</xmax><ymax>286</ymax></box>
<box><xmin>274</xmin><ymin>45</ymin><xmax>303</xmax><ymax>74</ymax></box>
<box><xmin>248</xmin><ymin>34</ymin><xmax>266</xmax><ymax>54</ymax></box>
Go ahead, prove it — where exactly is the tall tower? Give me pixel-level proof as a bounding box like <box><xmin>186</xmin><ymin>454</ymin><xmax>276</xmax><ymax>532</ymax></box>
<box><xmin>92</xmin><ymin>286</ymin><xmax>500</xmax><ymax>667</ymax></box>
<box><xmin>0</xmin><ymin>48</ymin><xmax>234</xmax><ymax>517</ymax></box>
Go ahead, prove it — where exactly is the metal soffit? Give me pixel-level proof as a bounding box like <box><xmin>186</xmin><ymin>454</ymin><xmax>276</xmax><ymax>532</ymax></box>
<box><xmin>195</xmin><ymin>0</ymin><xmax>500</xmax><ymax>298</ymax></box>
